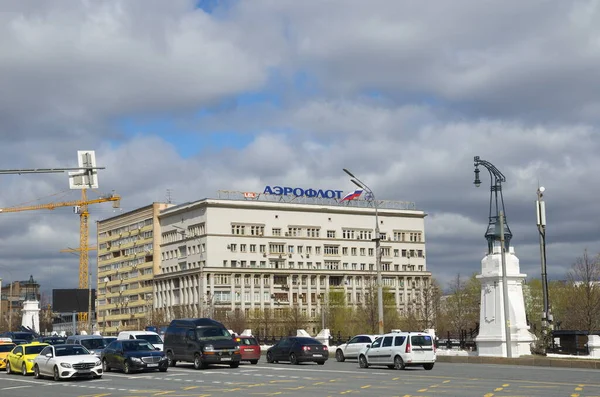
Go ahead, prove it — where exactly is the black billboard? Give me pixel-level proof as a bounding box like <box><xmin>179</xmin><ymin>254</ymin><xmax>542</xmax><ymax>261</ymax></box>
<box><xmin>52</xmin><ymin>289</ymin><xmax>96</xmax><ymax>313</ymax></box>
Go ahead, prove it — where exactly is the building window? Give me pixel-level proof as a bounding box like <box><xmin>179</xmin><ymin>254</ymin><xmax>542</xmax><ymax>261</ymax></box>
<box><xmin>394</xmin><ymin>249</ymin><xmax>399</xmax><ymax>257</ymax></box>
<box><xmin>315</xmin><ymin>246</ymin><xmax>321</xmax><ymax>255</ymax></box>
<box><xmin>342</xmin><ymin>229</ymin><xmax>355</xmax><ymax>239</ymax></box>
<box><xmin>272</xmin><ymin>228</ymin><xmax>281</xmax><ymax>236</ymax></box>
<box><xmin>402</xmin><ymin>249</ymin><xmax>407</xmax><ymax>257</ymax></box>
<box><xmin>342</xmin><ymin>247</ymin><xmax>348</xmax><ymax>255</ymax></box>
<box><xmin>417</xmin><ymin>250</ymin><xmax>424</xmax><ymax>257</ymax></box>
<box><xmin>382</xmin><ymin>263</ymin><xmax>390</xmax><ymax>271</ymax></box>
<box><xmin>324</xmin><ymin>245</ymin><xmax>339</xmax><ymax>255</ymax></box>
<box><xmin>269</xmin><ymin>244</ymin><xmax>285</xmax><ymax>254</ymax></box>
<box><xmin>240</xmin><ymin>244</ymin><xmax>247</xmax><ymax>252</ymax></box>
<box><xmin>381</xmin><ymin>247</ymin><xmax>391</xmax><ymax>257</ymax></box>
<box><xmin>250</xmin><ymin>261</ymin><xmax>257</xmax><ymax>267</ymax></box>
<box><xmin>306</xmin><ymin>246</ymin><xmax>312</xmax><ymax>254</ymax></box>
<box><xmin>325</xmin><ymin>261</ymin><xmax>339</xmax><ymax>270</ymax></box>
<box><xmin>368</xmin><ymin>248</ymin><xmax>374</xmax><ymax>256</ymax></box>
<box><xmin>360</xmin><ymin>248</ymin><xmax>366</xmax><ymax>256</ymax></box>
<box><xmin>232</xmin><ymin>224</ymin><xmax>245</xmax><ymax>235</ymax></box>
<box><xmin>215</xmin><ymin>274</ymin><xmax>230</xmax><ymax>285</ymax></box>
<box><xmin>357</xmin><ymin>230</ymin><xmax>372</xmax><ymax>240</ymax></box>
<box><xmin>250</xmin><ymin>244</ymin><xmax>256</xmax><ymax>253</ymax></box>
<box><xmin>327</xmin><ymin>230</ymin><xmax>336</xmax><ymax>238</ymax></box>
<box><xmin>260</xmin><ymin>245</ymin><xmax>266</xmax><ymax>253</ymax></box>
<box><xmin>351</xmin><ymin>248</ymin><xmax>357</xmax><ymax>256</ymax></box>
<box><xmin>288</xmin><ymin>245</ymin><xmax>294</xmax><ymax>253</ymax></box>
<box><xmin>229</xmin><ymin>244</ymin><xmax>237</xmax><ymax>252</ymax></box>
<box><xmin>410</xmin><ymin>232</ymin><xmax>422</xmax><ymax>242</ymax></box>
<box><xmin>297</xmin><ymin>246</ymin><xmax>303</xmax><ymax>254</ymax></box>
<box><xmin>250</xmin><ymin>225</ymin><xmax>265</xmax><ymax>236</ymax></box>
<box><xmin>287</xmin><ymin>227</ymin><xmax>302</xmax><ymax>237</ymax></box>
<box><xmin>306</xmin><ymin>228</ymin><xmax>320</xmax><ymax>238</ymax></box>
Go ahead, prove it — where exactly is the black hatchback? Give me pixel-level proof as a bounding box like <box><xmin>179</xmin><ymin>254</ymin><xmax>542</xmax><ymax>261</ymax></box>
<box><xmin>101</xmin><ymin>339</ymin><xmax>168</xmax><ymax>374</ymax></box>
<box><xmin>266</xmin><ymin>337</ymin><xmax>328</xmax><ymax>365</ymax></box>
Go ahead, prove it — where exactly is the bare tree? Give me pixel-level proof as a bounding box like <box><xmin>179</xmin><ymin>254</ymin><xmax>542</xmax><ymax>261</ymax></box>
<box><xmin>444</xmin><ymin>273</ymin><xmax>480</xmax><ymax>335</ymax></box>
<box><xmin>419</xmin><ymin>278</ymin><xmax>443</xmax><ymax>330</ymax></box>
<box><xmin>563</xmin><ymin>250</ymin><xmax>600</xmax><ymax>332</ymax></box>
<box><xmin>282</xmin><ymin>305</ymin><xmax>308</xmax><ymax>336</ymax></box>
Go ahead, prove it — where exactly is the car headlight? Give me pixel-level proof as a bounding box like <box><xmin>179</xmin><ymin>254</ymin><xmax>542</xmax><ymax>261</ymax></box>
<box><xmin>159</xmin><ymin>356</ymin><xmax>168</xmax><ymax>361</ymax></box>
<box><xmin>60</xmin><ymin>363</ymin><xmax>72</xmax><ymax>368</ymax></box>
<box><xmin>204</xmin><ymin>345</ymin><xmax>214</xmax><ymax>352</ymax></box>
<box><xmin>130</xmin><ymin>357</ymin><xmax>142</xmax><ymax>362</ymax></box>
<box><xmin>95</xmin><ymin>361</ymin><xmax>101</xmax><ymax>366</ymax></box>
<box><xmin>234</xmin><ymin>345</ymin><xmax>240</xmax><ymax>351</ymax></box>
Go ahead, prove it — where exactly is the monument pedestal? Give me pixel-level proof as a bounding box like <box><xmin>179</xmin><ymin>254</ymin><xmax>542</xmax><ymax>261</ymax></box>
<box><xmin>476</xmin><ymin>245</ymin><xmax>534</xmax><ymax>357</ymax></box>
<box><xmin>21</xmin><ymin>299</ymin><xmax>40</xmax><ymax>333</ymax></box>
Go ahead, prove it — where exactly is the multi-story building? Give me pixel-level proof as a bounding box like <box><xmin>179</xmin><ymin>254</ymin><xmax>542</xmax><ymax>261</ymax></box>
<box><xmin>0</xmin><ymin>278</ymin><xmax>41</xmax><ymax>329</ymax></box>
<box><xmin>154</xmin><ymin>192</ymin><xmax>431</xmax><ymax>334</ymax></box>
<box><xmin>96</xmin><ymin>203</ymin><xmax>173</xmax><ymax>334</ymax></box>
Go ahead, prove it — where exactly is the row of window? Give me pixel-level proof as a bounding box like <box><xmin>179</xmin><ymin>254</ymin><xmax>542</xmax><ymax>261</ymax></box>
<box><xmin>162</xmin><ymin>223</ymin><xmax>206</xmax><ymax>244</ymax></box>
<box><xmin>100</xmin><ymin>218</ymin><xmax>153</xmax><ymax>239</ymax></box>
<box><xmin>98</xmin><ymin>257</ymin><xmax>147</xmax><ymax>274</ymax></box>
<box><xmin>228</xmin><ymin>243</ymin><xmax>424</xmax><ymax>258</ymax></box>
<box><xmin>220</xmin><ymin>259</ymin><xmax>424</xmax><ymax>272</ymax></box>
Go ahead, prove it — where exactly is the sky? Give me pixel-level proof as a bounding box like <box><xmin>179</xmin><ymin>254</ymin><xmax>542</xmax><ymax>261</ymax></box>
<box><xmin>1</xmin><ymin>0</ymin><xmax>600</xmax><ymax>296</ymax></box>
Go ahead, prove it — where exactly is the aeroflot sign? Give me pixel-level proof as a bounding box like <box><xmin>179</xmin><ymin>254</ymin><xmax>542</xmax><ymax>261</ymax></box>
<box><xmin>263</xmin><ymin>185</ymin><xmax>344</xmax><ymax>199</ymax></box>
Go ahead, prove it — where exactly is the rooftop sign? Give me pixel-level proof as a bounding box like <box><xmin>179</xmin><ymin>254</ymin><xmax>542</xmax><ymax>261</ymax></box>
<box><xmin>263</xmin><ymin>185</ymin><xmax>344</xmax><ymax>199</ymax></box>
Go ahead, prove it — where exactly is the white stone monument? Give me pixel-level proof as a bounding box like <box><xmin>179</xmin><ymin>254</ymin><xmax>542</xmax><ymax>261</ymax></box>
<box><xmin>21</xmin><ymin>276</ymin><xmax>40</xmax><ymax>333</ymax></box>
<box><xmin>476</xmin><ymin>244</ymin><xmax>534</xmax><ymax>357</ymax></box>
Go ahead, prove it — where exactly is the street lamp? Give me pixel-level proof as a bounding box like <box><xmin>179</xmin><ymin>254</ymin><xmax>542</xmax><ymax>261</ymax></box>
<box><xmin>343</xmin><ymin>168</ymin><xmax>384</xmax><ymax>335</ymax></box>
<box><xmin>536</xmin><ymin>186</ymin><xmax>552</xmax><ymax>347</ymax></box>
<box><xmin>102</xmin><ymin>277</ymin><xmax>109</xmax><ymax>334</ymax></box>
<box><xmin>473</xmin><ymin>156</ymin><xmax>513</xmax><ymax>358</ymax></box>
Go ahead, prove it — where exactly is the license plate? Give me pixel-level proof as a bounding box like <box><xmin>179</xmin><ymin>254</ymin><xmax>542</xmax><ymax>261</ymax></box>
<box><xmin>313</xmin><ymin>354</ymin><xmax>322</xmax><ymax>357</ymax></box>
<box><xmin>220</xmin><ymin>357</ymin><xmax>232</xmax><ymax>361</ymax></box>
<box><xmin>244</xmin><ymin>348</ymin><xmax>254</xmax><ymax>352</ymax></box>
<box><xmin>147</xmin><ymin>363</ymin><xmax>158</xmax><ymax>367</ymax></box>
<box><xmin>77</xmin><ymin>370</ymin><xmax>91</xmax><ymax>373</ymax></box>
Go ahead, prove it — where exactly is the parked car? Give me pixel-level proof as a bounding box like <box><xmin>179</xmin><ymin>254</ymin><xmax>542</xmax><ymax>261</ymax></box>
<box><xmin>0</xmin><ymin>332</ymin><xmax>36</xmax><ymax>344</ymax></box>
<box><xmin>164</xmin><ymin>318</ymin><xmax>241</xmax><ymax>369</ymax></box>
<box><xmin>101</xmin><ymin>339</ymin><xmax>168</xmax><ymax>374</ymax></box>
<box><xmin>234</xmin><ymin>336</ymin><xmax>260</xmax><ymax>364</ymax></box>
<box><xmin>266</xmin><ymin>337</ymin><xmax>328</xmax><ymax>365</ymax></box>
<box><xmin>66</xmin><ymin>335</ymin><xmax>107</xmax><ymax>358</ymax></box>
<box><xmin>335</xmin><ymin>334</ymin><xmax>379</xmax><ymax>362</ymax></box>
<box><xmin>103</xmin><ymin>336</ymin><xmax>117</xmax><ymax>345</ymax></box>
<box><xmin>5</xmin><ymin>341</ymin><xmax>49</xmax><ymax>375</ymax></box>
<box><xmin>36</xmin><ymin>336</ymin><xmax>67</xmax><ymax>345</ymax></box>
<box><xmin>33</xmin><ymin>344</ymin><xmax>102</xmax><ymax>381</ymax></box>
<box><xmin>117</xmin><ymin>331</ymin><xmax>164</xmax><ymax>351</ymax></box>
<box><xmin>358</xmin><ymin>331</ymin><xmax>436</xmax><ymax>370</ymax></box>
<box><xmin>0</xmin><ymin>341</ymin><xmax>16</xmax><ymax>371</ymax></box>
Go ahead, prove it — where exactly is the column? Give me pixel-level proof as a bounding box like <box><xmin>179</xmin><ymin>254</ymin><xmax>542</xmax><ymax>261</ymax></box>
<box><xmin>230</xmin><ymin>273</ymin><xmax>236</xmax><ymax>311</ymax></box>
<box><xmin>270</xmin><ymin>274</ymin><xmax>275</xmax><ymax>310</ymax></box>
<box><xmin>240</xmin><ymin>274</ymin><xmax>246</xmax><ymax>311</ymax></box>
<box><xmin>259</xmin><ymin>273</ymin><xmax>265</xmax><ymax>311</ymax></box>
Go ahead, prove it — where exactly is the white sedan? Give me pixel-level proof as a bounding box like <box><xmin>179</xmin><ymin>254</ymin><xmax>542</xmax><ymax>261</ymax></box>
<box><xmin>335</xmin><ymin>335</ymin><xmax>379</xmax><ymax>362</ymax></box>
<box><xmin>33</xmin><ymin>344</ymin><xmax>103</xmax><ymax>381</ymax></box>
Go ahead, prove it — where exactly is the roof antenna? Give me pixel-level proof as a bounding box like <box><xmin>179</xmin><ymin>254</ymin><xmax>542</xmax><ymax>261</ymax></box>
<box><xmin>166</xmin><ymin>189</ymin><xmax>173</xmax><ymax>204</ymax></box>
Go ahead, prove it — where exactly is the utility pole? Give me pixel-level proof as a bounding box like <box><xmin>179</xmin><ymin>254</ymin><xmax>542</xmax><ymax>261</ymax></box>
<box><xmin>536</xmin><ymin>186</ymin><xmax>552</xmax><ymax>350</ymax></box>
<box><xmin>8</xmin><ymin>282</ymin><xmax>12</xmax><ymax>331</ymax></box>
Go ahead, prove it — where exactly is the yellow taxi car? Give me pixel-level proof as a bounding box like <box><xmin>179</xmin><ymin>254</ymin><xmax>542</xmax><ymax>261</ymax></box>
<box><xmin>6</xmin><ymin>341</ymin><xmax>48</xmax><ymax>375</ymax></box>
<box><xmin>0</xmin><ymin>339</ymin><xmax>16</xmax><ymax>371</ymax></box>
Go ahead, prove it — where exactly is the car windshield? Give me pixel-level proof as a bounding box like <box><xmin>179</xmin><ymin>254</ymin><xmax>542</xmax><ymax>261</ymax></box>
<box><xmin>297</xmin><ymin>338</ymin><xmax>321</xmax><ymax>345</ymax></box>
<box><xmin>81</xmin><ymin>339</ymin><xmax>107</xmax><ymax>350</ymax></box>
<box><xmin>136</xmin><ymin>334</ymin><xmax>163</xmax><ymax>344</ymax></box>
<box><xmin>55</xmin><ymin>346</ymin><xmax>90</xmax><ymax>356</ymax></box>
<box><xmin>0</xmin><ymin>344</ymin><xmax>15</xmax><ymax>353</ymax></box>
<box><xmin>123</xmin><ymin>341</ymin><xmax>155</xmax><ymax>352</ymax></box>
<box><xmin>196</xmin><ymin>327</ymin><xmax>231</xmax><ymax>341</ymax></box>
<box><xmin>237</xmin><ymin>337</ymin><xmax>258</xmax><ymax>345</ymax></box>
<box><xmin>24</xmin><ymin>345</ymin><xmax>46</xmax><ymax>355</ymax></box>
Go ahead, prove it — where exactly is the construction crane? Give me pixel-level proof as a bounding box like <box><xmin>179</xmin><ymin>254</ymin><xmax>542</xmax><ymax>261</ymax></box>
<box><xmin>0</xmin><ymin>190</ymin><xmax>121</xmax><ymax>288</ymax></box>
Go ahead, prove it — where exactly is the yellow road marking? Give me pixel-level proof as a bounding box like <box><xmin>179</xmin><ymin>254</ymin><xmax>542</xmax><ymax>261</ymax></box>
<box><xmin>503</xmin><ymin>384</ymin><xmax>510</xmax><ymax>387</ymax></box>
<box><xmin>360</xmin><ymin>385</ymin><xmax>371</xmax><ymax>389</ymax></box>
<box><xmin>484</xmin><ymin>393</ymin><xmax>494</xmax><ymax>397</ymax></box>
<box><xmin>153</xmin><ymin>392</ymin><xmax>175</xmax><ymax>396</ymax></box>
<box><xmin>314</xmin><ymin>382</ymin><xmax>325</xmax><ymax>385</ymax></box>
<box><xmin>393</xmin><ymin>377</ymin><xmax>400</xmax><ymax>380</ymax></box>
<box><xmin>443</xmin><ymin>380</ymin><xmax>451</xmax><ymax>383</ymax></box>
<box><xmin>183</xmin><ymin>386</ymin><xmax>199</xmax><ymax>390</ymax></box>
<box><xmin>78</xmin><ymin>394</ymin><xmax>112</xmax><ymax>397</ymax></box>
<box><xmin>418</xmin><ymin>389</ymin><xmax>428</xmax><ymax>392</ymax></box>
<box><xmin>575</xmin><ymin>387</ymin><xmax>583</xmax><ymax>391</ymax></box>
<box><xmin>494</xmin><ymin>387</ymin><xmax>504</xmax><ymax>391</ymax></box>
<box><xmin>571</xmin><ymin>394</ymin><xmax>580</xmax><ymax>397</ymax></box>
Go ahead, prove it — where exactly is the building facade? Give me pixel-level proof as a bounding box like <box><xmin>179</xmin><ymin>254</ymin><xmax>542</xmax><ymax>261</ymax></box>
<box><xmin>0</xmin><ymin>279</ymin><xmax>41</xmax><ymax>331</ymax></box>
<box><xmin>153</xmin><ymin>193</ymin><xmax>431</xmax><ymax>333</ymax></box>
<box><xmin>96</xmin><ymin>203</ymin><xmax>173</xmax><ymax>334</ymax></box>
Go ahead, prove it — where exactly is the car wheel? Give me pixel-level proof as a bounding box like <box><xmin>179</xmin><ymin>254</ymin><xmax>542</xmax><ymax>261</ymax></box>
<box><xmin>423</xmin><ymin>363</ymin><xmax>434</xmax><ymax>370</ymax></box>
<box><xmin>317</xmin><ymin>361</ymin><xmax>325</xmax><ymax>366</ymax></box>
<box><xmin>159</xmin><ymin>368</ymin><xmax>168</xmax><ymax>373</ymax></box>
<box><xmin>193</xmin><ymin>354</ymin><xmax>203</xmax><ymax>370</ymax></box>
<box><xmin>94</xmin><ymin>375</ymin><xmax>102</xmax><ymax>379</ymax></box>
<box><xmin>266</xmin><ymin>351</ymin><xmax>274</xmax><ymax>363</ymax></box>
<box><xmin>335</xmin><ymin>350</ymin><xmax>345</xmax><ymax>362</ymax></box>
<box><xmin>6</xmin><ymin>361</ymin><xmax>11</xmax><ymax>374</ymax></box>
<box><xmin>230</xmin><ymin>362</ymin><xmax>239</xmax><ymax>368</ymax></box>
<box><xmin>289</xmin><ymin>353</ymin><xmax>298</xmax><ymax>365</ymax></box>
<box><xmin>102</xmin><ymin>359</ymin><xmax>111</xmax><ymax>372</ymax></box>
<box><xmin>358</xmin><ymin>355</ymin><xmax>369</xmax><ymax>368</ymax></box>
<box><xmin>167</xmin><ymin>351</ymin><xmax>176</xmax><ymax>367</ymax></box>
<box><xmin>250</xmin><ymin>360</ymin><xmax>258</xmax><ymax>365</ymax></box>
<box><xmin>33</xmin><ymin>365</ymin><xmax>41</xmax><ymax>379</ymax></box>
<box><xmin>394</xmin><ymin>355</ymin><xmax>405</xmax><ymax>370</ymax></box>
<box><xmin>53</xmin><ymin>366</ymin><xmax>60</xmax><ymax>381</ymax></box>
<box><xmin>123</xmin><ymin>361</ymin><xmax>131</xmax><ymax>374</ymax></box>
<box><xmin>21</xmin><ymin>363</ymin><xmax>27</xmax><ymax>376</ymax></box>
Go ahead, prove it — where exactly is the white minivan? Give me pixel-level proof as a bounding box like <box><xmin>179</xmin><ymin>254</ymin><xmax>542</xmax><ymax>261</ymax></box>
<box><xmin>358</xmin><ymin>331</ymin><xmax>436</xmax><ymax>370</ymax></box>
<box><xmin>117</xmin><ymin>331</ymin><xmax>164</xmax><ymax>351</ymax></box>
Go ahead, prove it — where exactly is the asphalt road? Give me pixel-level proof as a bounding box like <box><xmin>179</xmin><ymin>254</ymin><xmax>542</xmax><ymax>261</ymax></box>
<box><xmin>1</xmin><ymin>359</ymin><xmax>600</xmax><ymax>397</ymax></box>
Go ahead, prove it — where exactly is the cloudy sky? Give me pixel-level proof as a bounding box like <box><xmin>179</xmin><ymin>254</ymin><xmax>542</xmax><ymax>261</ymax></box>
<box><xmin>1</xmin><ymin>0</ymin><xmax>599</xmax><ymax>297</ymax></box>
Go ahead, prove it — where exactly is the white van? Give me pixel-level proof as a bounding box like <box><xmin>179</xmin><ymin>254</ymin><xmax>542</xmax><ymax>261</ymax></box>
<box><xmin>117</xmin><ymin>331</ymin><xmax>164</xmax><ymax>351</ymax></box>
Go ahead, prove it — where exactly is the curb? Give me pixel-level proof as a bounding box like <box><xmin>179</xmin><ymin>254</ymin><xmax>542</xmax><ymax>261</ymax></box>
<box><xmin>436</xmin><ymin>355</ymin><xmax>600</xmax><ymax>369</ymax></box>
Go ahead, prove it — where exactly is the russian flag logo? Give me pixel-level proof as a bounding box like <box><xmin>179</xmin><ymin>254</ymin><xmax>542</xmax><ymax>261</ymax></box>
<box><xmin>340</xmin><ymin>189</ymin><xmax>363</xmax><ymax>202</ymax></box>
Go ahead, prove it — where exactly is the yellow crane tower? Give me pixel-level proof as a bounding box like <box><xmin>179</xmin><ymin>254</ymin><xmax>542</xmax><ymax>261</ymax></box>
<box><xmin>0</xmin><ymin>190</ymin><xmax>121</xmax><ymax>288</ymax></box>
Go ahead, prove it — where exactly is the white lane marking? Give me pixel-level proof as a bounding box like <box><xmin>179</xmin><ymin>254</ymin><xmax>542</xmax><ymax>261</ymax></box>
<box><xmin>2</xmin><ymin>386</ymin><xmax>32</xmax><ymax>390</ymax></box>
<box><xmin>0</xmin><ymin>378</ymin><xmax>54</xmax><ymax>386</ymax></box>
<box><xmin>253</xmin><ymin>365</ymin><xmax>387</xmax><ymax>375</ymax></box>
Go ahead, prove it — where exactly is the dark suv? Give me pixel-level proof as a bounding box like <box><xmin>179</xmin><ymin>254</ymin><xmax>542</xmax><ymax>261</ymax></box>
<box><xmin>163</xmin><ymin>318</ymin><xmax>241</xmax><ymax>369</ymax></box>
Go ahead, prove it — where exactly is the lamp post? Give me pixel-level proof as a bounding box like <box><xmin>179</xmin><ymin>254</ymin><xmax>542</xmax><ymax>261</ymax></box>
<box><xmin>102</xmin><ymin>277</ymin><xmax>109</xmax><ymax>334</ymax></box>
<box><xmin>343</xmin><ymin>168</ymin><xmax>384</xmax><ymax>335</ymax></box>
<box><xmin>473</xmin><ymin>156</ymin><xmax>513</xmax><ymax>358</ymax></box>
<box><xmin>536</xmin><ymin>186</ymin><xmax>552</xmax><ymax>348</ymax></box>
